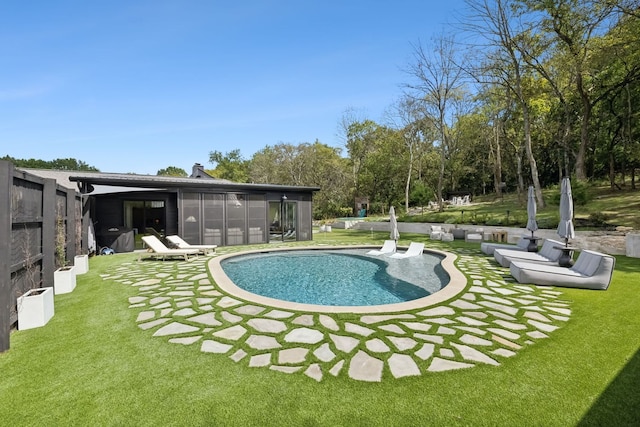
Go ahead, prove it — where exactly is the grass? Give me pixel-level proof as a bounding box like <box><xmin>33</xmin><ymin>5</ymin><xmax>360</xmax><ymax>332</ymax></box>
<box><xmin>1</xmin><ymin>229</ymin><xmax>639</xmax><ymax>426</ymax></box>
<box><xmin>395</xmin><ymin>184</ymin><xmax>640</xmax><ymax>230</ymax></box>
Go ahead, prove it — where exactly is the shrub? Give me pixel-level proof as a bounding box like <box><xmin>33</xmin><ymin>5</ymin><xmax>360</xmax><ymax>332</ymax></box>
<box><xmin>548</xmin><ymin>179</ymin><xmax>592</xmax><ymax>206</ymax></box>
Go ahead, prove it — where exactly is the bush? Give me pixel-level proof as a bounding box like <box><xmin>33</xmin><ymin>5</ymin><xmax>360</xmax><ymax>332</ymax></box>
<box><xmin>588</xmin><ymin>212</ymin><xmax>609</xmax><ymax>227</ymax></box>
<box><xmin>548</xmin><ymin>179</ymin><xmax>592</xmax><ymax>206</ymax></box>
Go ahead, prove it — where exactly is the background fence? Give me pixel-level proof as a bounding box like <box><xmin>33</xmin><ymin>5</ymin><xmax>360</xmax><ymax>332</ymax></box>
<box><xmin>0</xmin><ymin>160</ymin><xmax>84</xmax><ymax>352</ymax></box>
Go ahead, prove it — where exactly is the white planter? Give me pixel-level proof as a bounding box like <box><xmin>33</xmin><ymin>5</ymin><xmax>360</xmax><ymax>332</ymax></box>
<box><xmin>74</xmin><ymin>254</ymin><xmax>89</xmax><ymax>275</ymax></box>
<box><xmin>626</xmin><ymin>233</ymin><xmax>640</xmax><ymax>258</ymax></box>
<box><xmin>17</xmin><ymin>287</ymin><xmax>55</xmax><ymax>330</ymax></box>
<box><xmin>325</xmin><ymin>225</ymin><xmax>332</xmax><ymax>232</ymax></box>
<box><xmin>54</xmin><ymin>266</ymin><xmax>76</xmax><ymax>294</ymax></box>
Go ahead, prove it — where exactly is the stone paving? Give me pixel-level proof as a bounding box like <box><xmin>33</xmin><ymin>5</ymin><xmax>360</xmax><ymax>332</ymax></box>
<box><xmin>100</xmin><ymin>247</ymin><xmax>572</xmax><ymax>383</ymax></box>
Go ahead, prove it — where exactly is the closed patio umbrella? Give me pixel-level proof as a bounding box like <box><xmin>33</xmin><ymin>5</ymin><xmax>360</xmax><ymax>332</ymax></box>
<box><xmin>526</xmin><ymin>185</ymin><xmax>539</xmax><ymax>251</ymax></box>
<box><xmin>389</xmin><ymin>206</ymin><xmax>400</xmax><ymax>242</ymax></box>
<box><xmin>557</xmin><ymin>177</ymin><xmax>575</xmax><ymax>267</ymax></box>
<box><xmin>557</xmin><ymin>177</ymin><xmax>575</xmax><ymax>246</ymax></box>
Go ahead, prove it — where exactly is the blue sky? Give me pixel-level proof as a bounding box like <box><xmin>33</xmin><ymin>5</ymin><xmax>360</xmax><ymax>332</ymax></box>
<box><xmin>1</xmin><ymin>1</ymin><xmax>466</xmax><ymax>175</ymax></box>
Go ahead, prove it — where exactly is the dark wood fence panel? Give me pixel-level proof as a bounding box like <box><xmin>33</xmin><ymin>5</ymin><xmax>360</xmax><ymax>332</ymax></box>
<box><xmin>0</xmin><ymin>162</ymin><xmax>12</xmax><ymax>353</ymax></box>
<box><xmin>0</xmin><ymin>161</ymin><xmax>82</xmax><ymax>352</ymax></box>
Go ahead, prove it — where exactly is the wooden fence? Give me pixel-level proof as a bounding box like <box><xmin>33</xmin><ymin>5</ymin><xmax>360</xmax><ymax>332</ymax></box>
<box><xmin>0</xmin><ymin>161</ymin><xmax>84</xmax><ymax>352</ymax></box>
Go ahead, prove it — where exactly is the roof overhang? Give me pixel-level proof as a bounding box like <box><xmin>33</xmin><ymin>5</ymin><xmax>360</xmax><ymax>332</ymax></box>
<box><xmin>69</xmin><ymin>174</ymin><xmax>321</xmax><ymax>193</ymax></box>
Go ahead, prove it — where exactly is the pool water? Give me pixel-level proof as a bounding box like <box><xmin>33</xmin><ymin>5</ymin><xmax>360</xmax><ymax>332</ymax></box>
<box><xmin>220</xmin><ymin>249</ymin><xmax>449</xmax><ymax>306</ymax></box>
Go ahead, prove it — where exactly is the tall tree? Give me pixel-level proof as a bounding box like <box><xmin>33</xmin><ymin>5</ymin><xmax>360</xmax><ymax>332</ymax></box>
<box><xmin>405</xmin><ymin>34</ymin><xmax>465</xmax><ymax>212</ymax></box>
<box><xmin>465</xmin><ymin>0</ymin><xmax>546</xmax><ymax>207</ymax></box>
<box><xmin>156</xmin><ymin>166</ymin><xmax>187</xmax><ymax>177</ymax></box>
<box><xmin>388</xmin><ymin>96</ymin><xmax>433</xmax><ymax>211</ymax></box>
<box><xmin>521</xmin><ymin>0</ymin><xmax>625</xmax><ymax>181</ymax></box>
<box><xmin>208</xmin><ymin>149</ymin><xmax>249</xmax><ymax>182</ymax></box>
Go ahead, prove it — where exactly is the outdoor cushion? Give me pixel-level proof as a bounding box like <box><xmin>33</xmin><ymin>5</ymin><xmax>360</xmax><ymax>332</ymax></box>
<box><xmin>494</xmin><ymin>238</ymin><xmax>565</xmax><ymax>268</ymax></box>
<box><xmin>430</xmin><ymin>225</ymin><xmax>443</xmax><ymax>240</ymax></box>
<box><xmin>140</xmin><ymin>235</ymin><xmax>200</xmax><ymax>261</ymax></box>
<box><xmin>166</xmin><ymin>235</ymin><xmax>217</xmax><ymax>255</ymax></box>
<box><xmin>509</xmin><ymin>249</ymin><xmax>615</xmax><ymax>290</ymax></box>
<box><xmin>481</xmin><ymin>236</ymin><xmax>529</xmax><ymax>255</ymax></box>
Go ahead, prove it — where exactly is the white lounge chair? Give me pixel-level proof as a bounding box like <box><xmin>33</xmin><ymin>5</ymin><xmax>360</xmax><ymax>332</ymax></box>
<box><xmin>389</xmin><ymin>242</ymin><xmax>425</xmax><ymax>259</ymax></box>
<box><xmin>166</xmin><ymin>235</ymin><xmax>217</xmax><ymax>255</ymax></box>
<box><xmin>140</xmin><ymin>235</ymin><xmax>199</xmax><ymax>261</ymax></box>
<box><xmin>493</xmin><ymin>238</ymin><xmax>565</xmax><ymax>268</ymax></box>
<box><xmin>481</xmin><ymin>236</ymin><xmax>529</xmax><ymax>255</ymax></box>
<box><xmin>367</xmin><ymin>240</ymin><xmax>396</xmax><ymax>255</ymax></box>
<box><xmin>510</xmin><ymin>249</ymin><xmax>615</xmax><ymax>290</ymax></box>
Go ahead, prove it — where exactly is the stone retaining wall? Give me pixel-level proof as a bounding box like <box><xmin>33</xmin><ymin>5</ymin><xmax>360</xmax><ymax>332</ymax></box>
<box><xmin>350</xmin><ymin>222</ymin><xmax>629</xmax><ymax>256</ymax></box>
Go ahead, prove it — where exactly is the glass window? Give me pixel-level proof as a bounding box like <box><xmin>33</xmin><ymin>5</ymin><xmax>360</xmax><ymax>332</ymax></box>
<box><xmin>182</xmin><ymin>193</ymin><xmax>200</xmax><ymax>244</ymax></box>
<box><xmin>226</xmin><ymin>194</ymin><xmax>245</xmax><ymax>245</ymax></box>
<box><xmin>203</xmin><ymin>194</ymin><xmax>224</xmax><ymax>245</ymax></box>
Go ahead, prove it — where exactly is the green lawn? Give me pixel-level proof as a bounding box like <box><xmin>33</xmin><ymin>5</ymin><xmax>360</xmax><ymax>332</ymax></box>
<box><xmin>1</xmin><ymin>229</ymin><xmax>639</xmax><ymax>426</ymax></box>
<box><xmin>397</xmin><ymin>184</ymin><xmax>640</xmax><ymax>230</ymax></box>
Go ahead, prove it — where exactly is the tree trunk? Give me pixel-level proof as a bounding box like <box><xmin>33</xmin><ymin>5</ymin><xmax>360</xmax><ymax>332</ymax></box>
<box><xmin>575</xmin><ymin>72</ymin><xmax>591</xmax><ymax>181</ymax></box>
<box><xmin>405</xmin><ymin>145</ymin><xmax>413</xmax><ymax>212</ymax></box>
<box><xmin>522</xmin><ymin>102</ymin><xmax>545</xmax><ymax>208</ymax></box>
<box><xmin>492</xmin><ymin>119</ymin><xmax>503</xmax><ymax>197</ymax></box>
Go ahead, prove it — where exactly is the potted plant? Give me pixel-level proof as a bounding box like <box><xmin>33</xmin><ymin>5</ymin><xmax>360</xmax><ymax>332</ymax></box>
<box><xmin>54</xmin><ymin>213</ymin><xmax>76</xmax><ymax>294</ymax></box>
<box><xmin>17</xmin><ymin>288</ymin><xmax>55</xmax><ymax>330</ymax></box>
<box><xmin>16</xmin><ymin>225</ymin><xmax>55</xmax><ymax>330</ymax></box>
<box><xmin>73</xmin><ymin>212</ymin><xmax>89</xmax><ymax>274</ymax></box>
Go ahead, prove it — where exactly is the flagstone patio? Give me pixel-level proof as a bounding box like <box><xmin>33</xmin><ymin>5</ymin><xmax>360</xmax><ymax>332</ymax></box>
<box><xmin>100</xmin><ymin>246</ymin><xmax>572</xmax><ymax>382</ymax></box>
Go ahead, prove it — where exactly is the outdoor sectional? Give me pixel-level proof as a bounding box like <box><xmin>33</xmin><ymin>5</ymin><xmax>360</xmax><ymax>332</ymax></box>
<box><xmin>509</xmin><ymin>249</ymin><xmax>616</xmax><ymax>290</ymax></box>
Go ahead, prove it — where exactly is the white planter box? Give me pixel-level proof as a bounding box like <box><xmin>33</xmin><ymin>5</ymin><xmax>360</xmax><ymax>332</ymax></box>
<box><xmin>626</xmin><ymin>233</ymin><xmax>640</xmax><ymax>258</ymax></box>
<box><xmin>17</xmin><ymin>287</ymin><xmax>55</xmax><ymax>330</ymax></box>
<box><xmin>74</xmin><ymin>254</ymin><xmax>89</xmax><ymax>275</ymax></box>
<box><xmin>54</xmin><ymin>266</ymin><xmax>76</xmax><ymax>294</ymax></box>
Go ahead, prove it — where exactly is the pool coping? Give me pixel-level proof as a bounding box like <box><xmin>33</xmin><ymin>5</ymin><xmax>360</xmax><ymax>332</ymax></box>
<box><xmin>208</xmin><ymin>245</ymin><xmax>467</xmax><ymax>314</ymax></box>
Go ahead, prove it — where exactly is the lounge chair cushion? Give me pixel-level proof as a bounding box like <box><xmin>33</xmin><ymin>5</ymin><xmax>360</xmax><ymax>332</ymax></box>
<box><xmin>509</xmin><ymin>250</ymin><xmax>615</xmax><ymax>290</ymax></box>
<box><xmin>494</xmin><ymin>239</ymin><xmax>564</xmax><ymax>268</ymax></box>
<box><xmin>481</xmin><ymin>236</ymin><xmax>529</xmax><ymax>255</ymax></box>
<box><xmin>140</xmin><ymin>235</ymin><xmax>199</xmax><ymax>261</ymax></box>
<box><xmin>166</xmin><ymin>235</ymin><xmax>217</xmax><ymax>254</ymax></box>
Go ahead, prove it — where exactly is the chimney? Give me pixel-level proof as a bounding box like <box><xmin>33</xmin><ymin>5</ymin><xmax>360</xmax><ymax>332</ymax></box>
<box><xmin>191</xmin><ymin>163</ymin><xmax>210</xmax><ymax>179</ymax></box>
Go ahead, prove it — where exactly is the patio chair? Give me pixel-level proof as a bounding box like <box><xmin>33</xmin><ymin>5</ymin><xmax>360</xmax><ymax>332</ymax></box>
<box><xmin>389</xmin><ymin>242</ymin><xmax>425</xmax><ymax>259</ymax></box>
<box><xmin>509</xmin><ymin>249</ymin><xmax>615</xmax><ymax>290</ymax></box>
<box><xmin>429</xmin><ymin>225</ymin><xmax>443</xmax><ymax>240</ymax></box>
<box><xmin>481</xmin><ymin>236</ymin><xmax>529</xmax><ymax>255</ymax></box>
<box><xmin>367</xmin><ymin>240</ymin><xmax>396</xmax><ymax>255</ymax></box>
<box><xmin>140</xmin><ymin>235</ymin><xmax>199</xmax><ymax>261</ymax></box>
<box><xmin>493</xmin><ymin>238</ymin><xmax>565</xmax><ymax>268</ymax></box>
<box><xmin>144</xmin><ymin>227</ymin><xmax>177</xmax><ymax>248</ymax></box>
<box><xmin>166</xmin><ymin>235</ymin><xmax>217</xmax><ymax>255</ymax></box>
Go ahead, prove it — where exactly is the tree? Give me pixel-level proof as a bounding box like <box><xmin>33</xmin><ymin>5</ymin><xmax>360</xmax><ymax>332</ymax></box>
<box><xmin>388</xmin><ymin>96</ymin><xmax>434</xmax><ymax>211</ymax></box>
<box><xmin>405</xmin><ymin>34</ymin><xmax>466</xmax><ymax>211</ymax></box>
<box><xmin>156</xmin><ymin>166</ymin><xmax>187</xmax><ymax>177</ymax></box>
<box><xmin>521</xmin><ymin>0</ymin><xmax>631</xmax><ymax>181</ymax></box>
<box><xmin>249</xmin><ymin>141</ymin><xmax>351</xmax><ymax>219</ymax></box>
<box><xmin>465</xmin><ymin>0</ymin><xmax>546</xmax><ymax>207</ymax></box>
<box><xmin>208</xmin><ymin>149</ymin><xmax>249</xmax><ymax>182</ymax></box>
<box><xmin>1</xmin><ymin>156</ymin><xmax>99</xmax><ymax>171</ymax></box>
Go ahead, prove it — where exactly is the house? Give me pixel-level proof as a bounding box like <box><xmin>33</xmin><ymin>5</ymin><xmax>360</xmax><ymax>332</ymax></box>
<box><xmin>23</xmin><ymin>164</ymin><xmax>320</xmax><ymax>252</ymax></box>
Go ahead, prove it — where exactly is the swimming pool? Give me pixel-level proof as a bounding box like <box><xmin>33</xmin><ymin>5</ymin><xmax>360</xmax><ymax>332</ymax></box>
<box><xmin>209</xmin><ymin>246</ymin><xmax>467</xmax><ymax>313</ymax></box>
<box><xmin>221</xmin><ymin>249</ymin><xmax>448</xmax><ymax>306</ymax></box>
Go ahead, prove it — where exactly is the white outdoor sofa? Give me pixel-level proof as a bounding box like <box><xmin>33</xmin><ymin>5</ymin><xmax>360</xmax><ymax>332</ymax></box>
<box><xmin>509</xmin><ymin>249</ymin><xmax>616</xmax><ymax>290</ymax></box>
<box><xmin>493</xmin><ymin>238</ymin><xmax>565</xmax><ymax>268</ymax></box>
<box><xmin>481</xmin><ymin>235</ymin><xmax>529</xmax><ymax>255</ymax></box>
